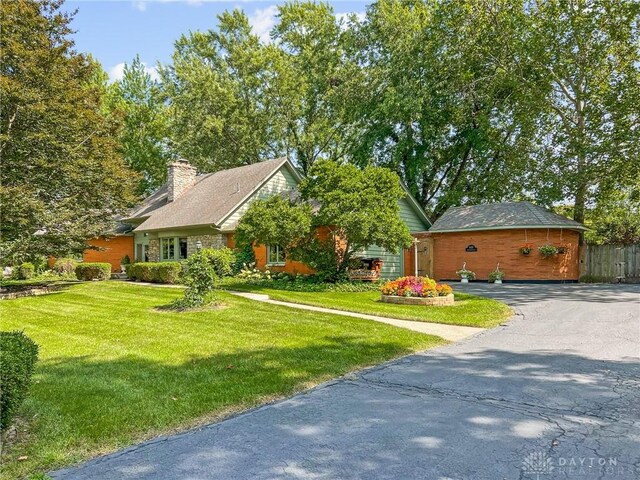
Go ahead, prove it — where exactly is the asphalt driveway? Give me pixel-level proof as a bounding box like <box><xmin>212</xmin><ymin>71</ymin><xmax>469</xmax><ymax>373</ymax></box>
<box><xmin>54</xmin><ymin>284</ymin><xmax>640</xmax><ymax>480</ymax></box>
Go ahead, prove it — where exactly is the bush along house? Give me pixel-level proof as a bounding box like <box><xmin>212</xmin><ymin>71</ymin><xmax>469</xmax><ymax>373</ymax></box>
<box><xmin>425</xmin><ymin>202</ymin><xmax>588</xmax><ymax>282</ymax></box>
<box><xmin>94</xmin><ymin>158</ymin><xmax>431</xmax><ymax>280</ymax></box>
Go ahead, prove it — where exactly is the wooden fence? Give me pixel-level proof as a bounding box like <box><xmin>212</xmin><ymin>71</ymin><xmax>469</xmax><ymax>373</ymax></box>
<box><xmin>583</xmin><ymin>243</ymin><xmax>640</xmax><ymax>282</ymax></box>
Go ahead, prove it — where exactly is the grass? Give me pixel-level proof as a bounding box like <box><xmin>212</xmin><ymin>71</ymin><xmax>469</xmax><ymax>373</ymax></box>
<box><xmin>224</xmin><ymin>282</ymin><xmax>512</xmax><ymax>328</ymax></box>
<box><xmin>0</xmin><ymin>281</ymin><xmax>442</xmax><ymax>479</ymax></box>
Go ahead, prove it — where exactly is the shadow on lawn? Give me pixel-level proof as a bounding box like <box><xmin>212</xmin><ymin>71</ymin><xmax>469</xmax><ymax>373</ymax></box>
<box><xmin>48</xmin><ymin>346</ymin><xmax>640</xmax><ymax>480</ymax></box>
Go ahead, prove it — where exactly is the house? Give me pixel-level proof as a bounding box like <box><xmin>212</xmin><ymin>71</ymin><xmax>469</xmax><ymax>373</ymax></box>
<box><xmin>92</xmin><ymin>158</ymin><xmax>431</xmax><ymax>279</ymax></box>
<box><xmin>425</xmin><ymin>201</ymin><xmax>588</xmax><ymax>282</ymax></box>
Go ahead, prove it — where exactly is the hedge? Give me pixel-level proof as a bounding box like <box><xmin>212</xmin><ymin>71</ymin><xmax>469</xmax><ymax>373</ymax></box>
<box><xmin>0</xmin><ymin>331</ymin><xmax>39</xmax><ymax>432</ymax></box>
<box><xmin>75</xmin><ymin>262</ymin><xmax>111</xmax><ymax>281</ymax></box>
<box><xmin>126</xmin><ymin>262</ymin><xmax>182</xmax><ymax>284</ymax></box>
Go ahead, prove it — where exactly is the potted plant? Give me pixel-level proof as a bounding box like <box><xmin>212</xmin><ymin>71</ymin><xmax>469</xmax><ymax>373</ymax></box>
<box><xmin>455</xmin><ymin>263</ymin><xmax>476</xmax><ymax>283</ymax></box>
<box><xmin>556</xmin><ymin>243</ymin><xmax>568</xmax><ymax>254</ymax></box>
<box><xmin>488</xmin><ymin>269</ymin><xmax>505</xmax><ymax>284</ymax></box>
<box><xmin>538</xmin><ymin>244</ymin><xmax>558</xmax><ymax>258</ymax></box>
<box><xmin>120</xmin><ymin>255</ymin><xmax>131</xmax><ymax>274</ymax></box>
<box><xmin>519</xmin><ymin>243</ymin><xmax>533</xmax><ymax>255</ymax></box>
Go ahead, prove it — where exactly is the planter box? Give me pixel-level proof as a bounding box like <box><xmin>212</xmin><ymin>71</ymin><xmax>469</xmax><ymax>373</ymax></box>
<box><xmin>348</xmin><ymin>269</ymin><xmax>380</xmax><ymax>282</ymax></box>
<box><xmin>380</xmin><ymin>294</ymin><xmax>454</xmax><ymax>306</ymax></box>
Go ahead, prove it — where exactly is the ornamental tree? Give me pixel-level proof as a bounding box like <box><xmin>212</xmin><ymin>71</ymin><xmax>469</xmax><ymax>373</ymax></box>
<box><xmin>234</xmin><ymin>195</ymin><xmax>313</xmax><ymax>251</ymax></box>
<box><xmin>235</xmin><ymin>160</ymin><xmax>413</xmax><ymax>280</ymax></box>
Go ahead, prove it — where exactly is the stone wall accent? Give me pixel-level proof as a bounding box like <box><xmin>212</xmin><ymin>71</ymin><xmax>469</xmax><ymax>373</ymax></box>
<box><xmin>381</xmin><ymin>294</ymin><xmax>454</xmax><ymax>306</ymax></box>
<box><xmin>187</xmin><ymin>234</ymin><xmax>225</xmax><ymax>257</ymax></box>
<box><xmin>167</xmin><ymin>159</ymin><xmax>196</xmax><ymax>202</ymax></box>
<box><xmin>148</xmin><ymin>239</ymin><xmax>160</xmax><ymax>262</ymax></box>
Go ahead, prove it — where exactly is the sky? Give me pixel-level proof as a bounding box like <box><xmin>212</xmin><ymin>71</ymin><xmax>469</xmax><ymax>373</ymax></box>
<box><xmin>64</xmin><ymin>0</ymin><xmax>369</xmax><ymax>82</ymax></box>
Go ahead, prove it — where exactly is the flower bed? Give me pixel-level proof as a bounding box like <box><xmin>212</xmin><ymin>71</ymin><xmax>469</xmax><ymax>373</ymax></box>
<box><xmin>380</xmin><ymin>276</ymin><xmax>454</xmax><ymax>305</ymax></box>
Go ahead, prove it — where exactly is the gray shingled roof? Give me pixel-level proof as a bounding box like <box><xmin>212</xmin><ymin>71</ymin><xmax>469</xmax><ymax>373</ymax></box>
<box><xmin>128</xmin><ymin>158</ymin><xmax>297</xmax><ymax>232</ymax></box>
<box><xmin>430</xmin><ymin>201</ymin><xmax>587</xmax><ymax>232</ymax></box>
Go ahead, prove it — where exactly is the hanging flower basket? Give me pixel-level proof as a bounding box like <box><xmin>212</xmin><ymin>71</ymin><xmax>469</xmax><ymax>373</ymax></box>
<box><xmin>519</xmin><ymin>243</ymin><xmax>533</xmax><ymax>255</ymax></box>
<box><xmin>556</xmin><ymin>244</ymin><xmax>568</xmax><ymax>254</ymax></box>
<box><xmin>538</xmin><ymin>244</ymin><xmax>558</xmax><ymax>258</ymax></box>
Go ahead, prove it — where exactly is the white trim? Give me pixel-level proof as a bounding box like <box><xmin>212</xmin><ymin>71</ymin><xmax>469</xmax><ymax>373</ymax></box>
<box><xmin>266</xmin><ymin>244</ymin><xmax>286</xmax><ymax>266</ymax></box>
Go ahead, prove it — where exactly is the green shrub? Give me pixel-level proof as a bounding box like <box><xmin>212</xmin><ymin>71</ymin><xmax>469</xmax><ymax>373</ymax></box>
<box><xmin>171</xmin><ymin>251</ymin><xmax>218</xmax><ymax>309</ymax></box>
<box><xmin>126</xmin><ymin>262</ymin><xmax>181</xmax><ymax>284</ymax></box>
<box><xmin>201</xmin><ymin>248</ymin><xmax>235</xmax><ymax>277</ymax></box>
<box><xmin>12</xmin><ymin>262</ymin><xmax>35</xmax><ymax>280</ymax></box>
<box><xmin>232</xmin><ymin>244</ymin><xmax>255</xmax><ymax>274</ymax></box>
<box><xmin>52</xmin><ymin>258</ymin><xmax>79</xmax><ymax>275</ymax></box>
<box><xmin>30</xmin><ymin>255</ymin><xmax>48</xmax><ymax>274</ymax></box>
<box><xmin>0</xmin><ymin>331</ymin><xmax>39</xmax><ymax>432</ymax></box>
<box><xmin>75</xmin><ymin>263</ymin><xmax>111</xmax><ymax>281</ymax></box>
<box><xmin>226</xmin><ymin>271</ymin><xmax>382</xmax><ymax>292</ymax></box>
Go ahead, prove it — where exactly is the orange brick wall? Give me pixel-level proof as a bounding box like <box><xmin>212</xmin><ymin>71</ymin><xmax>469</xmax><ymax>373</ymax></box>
<box><xmin>227</xmin><ymin>232</ymin><xmax>316</xmax><ymax>275</ymax></box>
<box><xmin>430</xmin><ymin>229</ymin><xmax>581</xmax><ymax>281</ymax></box>
<box><xmin>83</xmin><ymin>236</ymin><xmax>134</xmax><ymax>272</ymax></box>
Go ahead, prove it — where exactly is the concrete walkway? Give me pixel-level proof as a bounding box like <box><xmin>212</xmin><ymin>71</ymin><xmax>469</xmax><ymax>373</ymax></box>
<box><xmin>229</xmin><ymin>291</ymin><xmax>485</xmax><ymax>342</ymax></box>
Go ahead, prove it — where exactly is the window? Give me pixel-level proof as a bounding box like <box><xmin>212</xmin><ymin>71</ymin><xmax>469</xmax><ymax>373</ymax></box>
<box><xmin>179</xmin><ymin>238</ymin><xmax>188</xmax><ymax>260</ymax></box>
<box><xmin>267</xmin><ymin>245</ymin><xmax>285</xmax><ymax>265</ymax></box>
<box><xmin>136</xmin><ymin>244</ymin><xmax>143</xmax><ymax>262</ymax></box>
<box><xmin>160</xmin><ymin>238</ymin><xmax>175</xmax><ymax>261</ymax></box>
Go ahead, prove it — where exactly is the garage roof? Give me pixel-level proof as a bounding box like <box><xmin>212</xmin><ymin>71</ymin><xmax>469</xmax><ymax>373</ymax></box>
<box><xmin>430</xmin><ymin>201</ymin><xmax>587</xmax><ymax>233</ymax></box>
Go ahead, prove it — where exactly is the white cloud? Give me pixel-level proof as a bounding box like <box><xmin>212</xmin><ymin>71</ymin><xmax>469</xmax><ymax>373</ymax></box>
<box><xmin>132</xmin><ymin>1</ymin><xmax>147</xmax><ymax>11</ymax></box>
<box><xmin>108</xmin><ymin>62</ymin><xmax>160</xmax><ymax>83</ymax></box>
<box><xmin>248</xmin><ymin>5</ymin><xmax>278</xmax><ymax>43</ymax></box>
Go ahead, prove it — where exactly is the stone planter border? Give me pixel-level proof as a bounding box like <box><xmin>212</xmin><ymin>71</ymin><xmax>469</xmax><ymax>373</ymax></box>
<box><xmin>380</xmin><ymin>294</ymin><xmax>454</xmax><ymax>306</ymax></box>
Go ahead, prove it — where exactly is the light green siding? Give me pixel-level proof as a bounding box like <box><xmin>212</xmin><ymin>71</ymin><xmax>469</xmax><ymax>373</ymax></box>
<box><xmin>219</xmin><ymin>167</ymin><xmax>298</xmax><ymax>231</ymax></box>
<box><xmin>359</xmin><ymin>196</ymin><xmax>427</xmax><ymax>280</ymax></box>
<box><xmin>399</xmin><ymin>197</ymin><xmax>429</xmax><ymax>232</ymax></box>
<box><xmin>360</xmin><ymin>245</ymin><xmax>403</xmax><ymax>280</ymax></box>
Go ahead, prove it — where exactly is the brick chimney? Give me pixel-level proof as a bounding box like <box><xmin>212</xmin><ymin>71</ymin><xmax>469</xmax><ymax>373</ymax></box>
<box><xmin>167</xmin><ymin>159</ymin><xmax>196</xmax><ymax>202</ymax></box>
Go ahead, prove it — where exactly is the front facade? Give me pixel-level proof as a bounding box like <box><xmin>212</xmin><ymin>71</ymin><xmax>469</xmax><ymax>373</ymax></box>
<box><xmin>97</xmin><ymin>158</ymin><xmax>431</xmax><ymax>280</ymax></box>
<box><xmin>426</xmin><ymin>202</ymin><xmax>587</xmax><ymax>282</ymax></box>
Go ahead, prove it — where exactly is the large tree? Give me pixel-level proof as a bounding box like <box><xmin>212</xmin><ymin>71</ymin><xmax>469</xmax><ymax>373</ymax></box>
<box><xmin>0</xmin><ymin>0</ymin><xmax>137</xmax><ymax>263</ymax></box>
<box><xmin>107</xmin><ymin>55</ymin><xmax>171</xmax><ymax>195</ymax></box>
<box><xmin>162</xmin><ymin>3</ymin><xmax>359</xmax><ymax>174</ymax></box>
<box><xmin>162</xmin><ymin>10</ymin><xmax>283</xmax><ymax>172</ymax></box>
<box><xmin>351</xmin><ymin>0</ymin><xmax>537</xmax><ymax>218</ymax></box>
<box><xmin>515</xmin><ymin>0</ymin><xmax>640</xmax><ymax>223</ymax></box>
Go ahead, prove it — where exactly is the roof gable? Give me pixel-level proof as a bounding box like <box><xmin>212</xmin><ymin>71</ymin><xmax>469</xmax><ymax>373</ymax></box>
<box><xmin>132</xmin><ymin>158</ymin><xmax>298</xmax><ymax>232</ymax></box>
<box><xmin>430</xmin><ymin>201</ymin><xmax>587</xmax><ymax>232</ymax></box>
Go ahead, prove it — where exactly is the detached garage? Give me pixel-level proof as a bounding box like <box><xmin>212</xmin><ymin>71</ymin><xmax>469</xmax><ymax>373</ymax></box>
<box><xmin>428</xmin><ymin>201</ymin><xmax>587</xmax><ymax>282</ymax></box>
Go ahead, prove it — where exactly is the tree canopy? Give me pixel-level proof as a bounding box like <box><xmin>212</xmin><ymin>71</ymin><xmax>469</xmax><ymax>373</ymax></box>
<box><xmin>0</xmin><ymin>0</ymin><xmax>137</xmax><ymax>263</ymax></box>
<box><xmin>157</xmin><ymin>0</ymin><xmax>638</xmax><ymax>224</ymax></box>
<box><xmin>236</xmin><ymin>160</ymin><xmax>412</xmax><ymax>280</ymax></box>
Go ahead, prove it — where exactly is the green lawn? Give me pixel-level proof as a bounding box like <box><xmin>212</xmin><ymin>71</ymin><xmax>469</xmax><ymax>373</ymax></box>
<box><xmin>0</xmin><ymin>281</ymin><xmax>442</xmax><ymax>479</ymax></box>
<box><xmin>224</xmin><ymin>283</ymin><xmax>512</xmax><ymax>328</ymax></box>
